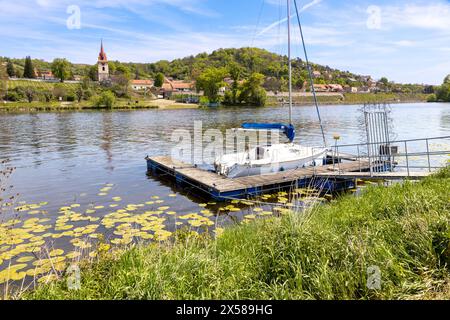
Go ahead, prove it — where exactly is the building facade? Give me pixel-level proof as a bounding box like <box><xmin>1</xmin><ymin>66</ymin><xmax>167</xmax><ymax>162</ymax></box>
<box><xmin>97</xmin><ymin>41</ymin><xmax>109</xmax><ymax>82</ymax></box>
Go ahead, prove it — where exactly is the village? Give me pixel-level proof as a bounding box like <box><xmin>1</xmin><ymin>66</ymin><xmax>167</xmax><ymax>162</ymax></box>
<box><xmin>1</xmin><ymin>41</ymin><xmax>432</xmax><ymax>110</ymax></box>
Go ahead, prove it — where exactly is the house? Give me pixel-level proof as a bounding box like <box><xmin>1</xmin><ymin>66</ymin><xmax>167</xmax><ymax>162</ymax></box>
<box><xmin>313</xmin><ymin>84</ymin><xmax>344</xmax><ymax>93</ymax></box>
<box><xmin>358</xmin><ymin>86</ymin><xmax>370</xmax><ymax>93</ymax></box>
<box><xmin>313</xmin><ymin>84</ymin><xmax>328</xmax><ymax>92</ymax></box>
<box><xmin>344</xmin><ymin>86</ymin><xmax>358</xmax><ymax>93</ymax></box>
<box><xmin>131</xmin><ymin>79</ymin><xmax>154</xmax><ymax>91</ymax></box>
<box><xmin>37</xmin><ymin>70</ymin><xmax>56</xmax><ymax>80</ymax></box>
<box><xmin>161</xmin><ymin>78</ymin><xmax>196</xmax><ymax>98</ymax></box>
<box><xmin>312</xmin><ymin>71</ymin><xmax>322</xmax><ymax>78</ymax></box>
<box><xmin>328</xmin><ymin>84</ymin><xmax>344</xmax><ymax>92</ymax></box>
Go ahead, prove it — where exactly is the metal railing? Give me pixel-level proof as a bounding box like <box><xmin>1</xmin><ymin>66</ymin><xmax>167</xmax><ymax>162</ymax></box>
<box><xmin>329</xmin><ymin>135</ymin><xmax>450</xmax><ymax>177</ymax></box>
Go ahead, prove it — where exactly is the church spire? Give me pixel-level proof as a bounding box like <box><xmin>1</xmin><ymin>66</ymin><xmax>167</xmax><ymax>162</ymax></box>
<box><xmin>98</xmin><ymin>39</ymin><xmax>107</xmax><ymax>62</ymax></box>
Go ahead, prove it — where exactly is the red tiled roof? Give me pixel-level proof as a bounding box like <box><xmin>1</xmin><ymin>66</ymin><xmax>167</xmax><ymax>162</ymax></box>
<box><xmin>161</xmin><ymin>79</ymin><xmax>195</xmax><ymax>91</ymax></box>
<box><xmin>131</xmin><ymin>80</ymin><xmax>154</xmax><ymax>85</ymax></box>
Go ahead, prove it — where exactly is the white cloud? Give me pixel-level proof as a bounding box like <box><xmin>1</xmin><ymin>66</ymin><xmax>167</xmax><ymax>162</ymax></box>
<box><xmin>257</xmin><ymin>0</ymin><xmax>323</xmax><ymax>36</ymax></box>
<box><xmin>380</xmin><ymin>2</ymin><xmax>450</xmax><ymax>31</ymax></box>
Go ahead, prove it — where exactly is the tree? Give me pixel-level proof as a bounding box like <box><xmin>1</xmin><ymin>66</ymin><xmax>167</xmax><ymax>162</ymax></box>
<box><xmin>154</xmin><ymin>73</ymin><xmax>165</xmax><ymax>87</ymax></box>
<box><xmin>51</xmin><ymin>58</ymin><xmax>71</xmax><ymax>83</ymax></box>
<box><xmin>41</xmin><ymin>90</ymin><xmax>53</xmax><ymax>102</ymax></box>
<box><xmin>92</xmin><ymin>91</ymin><xmax>116</xmax><ymax>108</ymax></box>
<box><xmin>444</xmin><ymin>74</ymin><xmax>450</xmax><ymax>84</ymax></box>
<box><xmin>0</xmin><ymin>64</ymin><xmax>7</xmax><ymax>100</ymax></box>
<box><xmin>436</xmin><ymin>83</ymin><xmax>450</xmax><ymax>102</ymax></box>
<box><xmin>23</xmin><ymin>86</ymin><xmax>36</xmax><ymax>103</ymax></box>
<box><xmin>53</xmin><ymin>84</ymin><xmax>67</xmax><ymax>100</ymax></box>
<box><xmin>238</xmin><ymin>73</ymin><xmax>267</xmax><ymax>107</ymax></box>
<box><xmin>75</xmin><ymin>85</ymin><xmax>84</xmax><ymax>102</ymax></box>
<box><xmin>115</xmin><ymin>63</ymin><xmax>131</xmax><ymax>79</ymax></box>
<box><xmin>23</xmin><ymin>56</ymin><xmax>35</xmax><ymax>79</ymax></box>
<box><xmin>111</xmin><ymin>74</ymin><xmax>130</xmax><ymax>98</ymax></box>
<box><xmin>379</xmin><ymin>77</ymin><xmax>389</xmax><ymax>86</ymax></box>
<box><xmin>228</xmin><ymin>62</ymin><xmax>244</xmax><ymax>105</ymax></box>
<box><xmin>88</xmin><ymin>65</ymin><xmax>98</xmax><ymax>81</ymax></box>
<box><xmin>196</xmin><ymin>67</ymin><xmax>228</xmax><ymax>103</ymax></box>
<box><xmin>6</xmin><ymin>61</ymin><xmax>15</xmax><ymax>78</ymax></box>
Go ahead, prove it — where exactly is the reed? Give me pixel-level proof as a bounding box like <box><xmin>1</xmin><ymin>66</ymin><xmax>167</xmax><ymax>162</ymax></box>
<box><xmin>23</xmin><ymin>167</ymin><xmax>450</xmax><ymax>300</ymax></box>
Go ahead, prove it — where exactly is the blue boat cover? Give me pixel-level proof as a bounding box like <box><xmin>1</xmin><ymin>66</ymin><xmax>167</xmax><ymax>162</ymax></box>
<box><xmin>241</xmin><ymin>123</ymin><xmax>296</xmax><ymax>142</ymax></box>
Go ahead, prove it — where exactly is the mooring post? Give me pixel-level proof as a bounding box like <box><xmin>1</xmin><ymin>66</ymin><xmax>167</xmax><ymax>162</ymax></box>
<box><xmin>404</xmin><ymin>141</ymin><xmax>410</xmax><ymax>177</ymax></box>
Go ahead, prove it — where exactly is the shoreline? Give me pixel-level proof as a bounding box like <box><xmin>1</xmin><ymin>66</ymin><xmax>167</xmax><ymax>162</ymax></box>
<box><xmin>20</xmin><ymin>168</ymin><xmax>450</xmax><ymax>300</ymax></box>
<box><xmin>0</xmin><ymin>93</ymin><xmax>431</xmax><ymax>112</ymax></box>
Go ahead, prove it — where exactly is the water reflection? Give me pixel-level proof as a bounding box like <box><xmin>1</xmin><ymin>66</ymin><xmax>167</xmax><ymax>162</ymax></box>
<box><xmin>0</xmin><ymin>103</ymin><xmax>448</xmax><ymax>202</ymax></box>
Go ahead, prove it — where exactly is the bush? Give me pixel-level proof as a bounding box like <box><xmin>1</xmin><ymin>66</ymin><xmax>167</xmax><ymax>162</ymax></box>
<box><xmin>41</xmin><ymin>90</ymin><xmax>53</xmax><ymax>102</ymax></box>
<box><xmin>199</xmin><ymin>96</ymin><xmax>210</xmax><ymax>107</ymax></box>
<box><xmin>66</xmin><ymin>93</ymin><xmax>76</xmax><ymax>102</ymax></box>
<box><xmin>6</xmin><ymin>91</ymin><xmax>20</xmax><ymax>102</ymax></box>
<box><xmin>53</xmin><ymin>84</ymin><xmax>67</xmax><ymax>101</ymax></box>
<box><xmin>92</xmin><ymin>91</ymin><xmax>116</xmax><ymax>108</ymax></box>
<box><xmin>427</xmin><ymin>94</ymin><xmax>437</xmax><ymax>103</ymax></box>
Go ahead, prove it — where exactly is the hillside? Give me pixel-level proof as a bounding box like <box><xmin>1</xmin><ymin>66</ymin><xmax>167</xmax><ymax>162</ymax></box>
<box><xmin>0</xmin><ymin>47</ymin><xmax>429</xmax><ymax>94</ymax></box>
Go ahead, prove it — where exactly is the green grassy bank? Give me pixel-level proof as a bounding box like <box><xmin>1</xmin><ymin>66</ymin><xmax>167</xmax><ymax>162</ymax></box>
<box><xmin>0</xmin><ymin>99</ymin><xmax>200</xmax><ymax>112</ymax></box>
<box><xmin>267</xmin><ymin>93</ymin><xmax>429</xmax><ymax>106</ymax></box>
<box><xmin>23</xmin><ymin>167</ymin><xmax>450</xmax><ymax>300</ymax></box>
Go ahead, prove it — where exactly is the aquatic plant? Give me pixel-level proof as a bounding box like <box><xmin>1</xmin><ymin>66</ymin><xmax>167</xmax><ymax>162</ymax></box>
<box><xmin>21</xmin><ymin>167</ymin><xmax>450</xmax><ymax>300</ymax></box>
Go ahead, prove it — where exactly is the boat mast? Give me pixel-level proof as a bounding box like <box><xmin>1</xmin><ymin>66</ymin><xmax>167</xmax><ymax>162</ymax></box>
<box><xmin>287</xmin><ymin>0</ymin><xmax>293</xmax><ymax>125</ymax></box>
<box><xmin>293</xmin><ymin>0</ymin><xmax>327</xmax><ymax>147</ymax></box>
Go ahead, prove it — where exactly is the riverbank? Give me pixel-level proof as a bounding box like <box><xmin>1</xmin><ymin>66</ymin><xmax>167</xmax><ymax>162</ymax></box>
<box><xmin>22</xmin><ymin>167</ymin><xmax>450</xmax><ymax>300</ymax></box>
<box><xmin>0</xmin><ymin>92</ymin><xmax>429</xmax><ymax>112</ymax></box>
<box><xmin>0</xmin><ymin>98</ymin><xmax>199</xmax><ymax>112</ymax></box>
<box><xmin>267</xmin><ymin>92</ymin><xmax>429</xmax><ymax>106</ymax></box>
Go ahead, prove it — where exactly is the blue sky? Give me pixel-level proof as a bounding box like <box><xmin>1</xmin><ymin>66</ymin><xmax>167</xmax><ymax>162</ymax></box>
<box><xmin>1</xmin><ymin>0</ymin><xmax>450</xmax><ymax>84</ymax></box>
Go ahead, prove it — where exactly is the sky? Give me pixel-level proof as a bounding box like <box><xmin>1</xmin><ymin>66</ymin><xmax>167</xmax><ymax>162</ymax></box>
<box><xmin>1</xmin><ymin>0</ymin><xmax>450</xmax><ymax>85</ymax></box>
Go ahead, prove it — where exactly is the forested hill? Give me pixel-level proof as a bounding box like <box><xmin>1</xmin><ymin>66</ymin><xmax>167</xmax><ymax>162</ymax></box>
<box><xmin>0</xmin><ymin>47</ymin><xmax>428</xmax><ymax>91</ymax></box>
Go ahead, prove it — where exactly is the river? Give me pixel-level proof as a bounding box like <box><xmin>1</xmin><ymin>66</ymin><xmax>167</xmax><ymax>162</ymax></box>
<box><xmin>0</xmin><ymin>102</ymin><xmax>449</xmax><ymax>283</ymax></box>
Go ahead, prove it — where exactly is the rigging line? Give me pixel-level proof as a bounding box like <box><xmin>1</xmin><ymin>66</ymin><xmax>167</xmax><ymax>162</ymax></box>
<box><xmin>287</xmin><ymin>0</ymin><xmax>293</xmax><ymax>125</ymax></box>
<box><xmin>276</xmin><ymin>0</ymin><xmax>282</xmax><ymax>79</ymax></box>
<box><xmin>251</xmin><ymin>0</ymin><xmax>266</xmax><ymax>47</ymax></box>
<box><xmin>293</xmin><ymin>0</ymin><xmax>328</xmax><ymax>148</ymax></box>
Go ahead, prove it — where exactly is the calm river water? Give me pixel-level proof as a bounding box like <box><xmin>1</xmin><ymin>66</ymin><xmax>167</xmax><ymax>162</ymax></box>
<box><xmin>0</xmin><ymin>103</ymin><xmax>449</xmax><ymax>282</ymax></box>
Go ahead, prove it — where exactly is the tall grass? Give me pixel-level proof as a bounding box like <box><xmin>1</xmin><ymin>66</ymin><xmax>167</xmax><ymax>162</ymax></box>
<box><xmin>24</xmin><ymin>168</ymin><xmax>450</xmax><ymax>300</ymax></box>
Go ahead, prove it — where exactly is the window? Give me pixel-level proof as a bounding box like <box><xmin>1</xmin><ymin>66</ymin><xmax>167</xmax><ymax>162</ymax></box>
<box><xmin>102</xmin><ymin>67</ymin><xmax>105</xmax><ymax>71</ymax></box>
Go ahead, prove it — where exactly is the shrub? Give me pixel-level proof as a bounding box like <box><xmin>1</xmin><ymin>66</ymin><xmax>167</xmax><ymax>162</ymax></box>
<box><xmin>92</xmin><ymin>91</ymin><xmax>116</xmax><ymax>108</ymax></box>
<box><xmin>41</xmin><ymin>90</ymin><xmax>53</xmax><ymax>102</ymax></box>
<box><xmin>199</xmin><ymin>96</ymin><xmax>210</xmax><ymax>107</ymax></box>
<box><xmin>427</xmin><ymin>94</ymin><xmax>437</xmax><ymax>103</ymax></box>
<box><xmin>66</xmin><ymin>93</ymin><xmax>76</xmax><ymax>102</ymax></box>
<box><xmin>6</xmin><ymin>91</ymin><xmax>20</xmax><ymax>102</ymax></box>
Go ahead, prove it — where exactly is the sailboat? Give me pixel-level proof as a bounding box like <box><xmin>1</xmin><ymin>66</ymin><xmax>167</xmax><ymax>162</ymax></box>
<box><xmin>214</xmin><ymin>0</ymin><xmax>329</xmax><ymax>179</ymax></box>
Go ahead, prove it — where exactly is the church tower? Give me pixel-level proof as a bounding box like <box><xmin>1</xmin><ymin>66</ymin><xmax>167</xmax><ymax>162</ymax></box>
<box><xmin>97</xmin><ymin>40</ymin><xmax>109</xmax><ymax>82</ymax></box>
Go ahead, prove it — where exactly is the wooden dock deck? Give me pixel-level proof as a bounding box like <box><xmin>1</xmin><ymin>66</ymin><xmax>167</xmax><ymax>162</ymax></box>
<box><xmin>147</xmin><ymin>156</ymin><xmax>419</xmax><ymax>200</ymax></box>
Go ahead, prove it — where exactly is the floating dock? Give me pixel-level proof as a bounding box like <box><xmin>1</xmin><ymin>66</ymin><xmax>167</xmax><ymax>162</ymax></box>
<box><xmin>145</xmin><ymin>156</ymin><xmax>419</xmax><ymax>201</ymax></box>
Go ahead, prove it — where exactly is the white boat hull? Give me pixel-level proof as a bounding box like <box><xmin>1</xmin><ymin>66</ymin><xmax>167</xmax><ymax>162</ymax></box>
<box><xmin>214</xmin><ymin>144</ymin><xmax>328</xmax><ymax>179</ymax></box>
